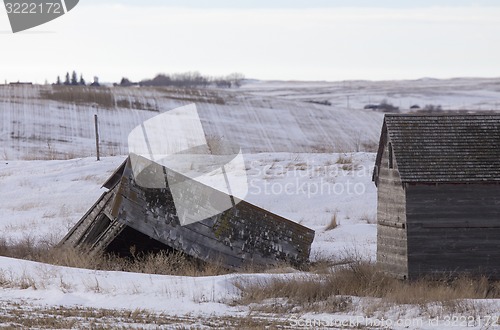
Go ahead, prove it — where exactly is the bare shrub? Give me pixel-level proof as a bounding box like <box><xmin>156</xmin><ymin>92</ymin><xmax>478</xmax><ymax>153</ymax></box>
<box><xmin>0</xmin><ymin>236</ymin><xmax>39</xmax><ymax>259</ymax></box>
<box><xmin>19</xmin><ymin>272</ymin><xmax>38</xmax><ymax>290</ymax></box>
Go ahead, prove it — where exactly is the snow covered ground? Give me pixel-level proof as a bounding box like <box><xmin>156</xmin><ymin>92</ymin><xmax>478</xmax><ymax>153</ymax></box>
<box><xmin>0</xmin><ymin>153</ymin><xmax>381</xmax><ymax>328</ymax></box>
<box><xmin>2</xmin><ymin>155</ymin><xmax>498</xmax><ymax>329</ymax></box>
<box><xmin>1</xmin><ymin>79</ymin><xmax>499</xmax><ymax>328</ymax></box>
<box><xmin>0</xmin><ymin>84</ymin><xmax>384</xmax><ymax>161</ymax></box>
<box><xmin>3</xmin><ymin>77</ymin><xmax>500</xmax><ymax>161</ymax></box>
<box><xmin>0</xmin><ymin>153</ymin><xmax>377</xmax><ymax>258</ymax></box>
<box><xmin>240</xmin><ymin>77</ymin><xmax>500</xmax><ymax>112</ymax></box>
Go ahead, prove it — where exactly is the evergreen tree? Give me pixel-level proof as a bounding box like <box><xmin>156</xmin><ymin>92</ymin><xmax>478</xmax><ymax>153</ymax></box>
<box><xmin>79</xmin><ymin>74</ymin><xmax>86</xmax><ymax>86</ymax></box>
<box><xmin>120</xmin><ymin>77</ymin><xmax>132</xmax><ymax>86</ymax></box>
<box><xmin>64</xmin><ymin>72</ymin><xmax>70</xmax><ymax>85</ymax></box>
<box><xmin>71</xmin><ymin>71</ymin><xmax>78</xmax><ymax>85</ymax></box>
<box><xmin>56</xmin><ymin>76</ymin><xmax>61</xmax><ymax>85</ymax></box>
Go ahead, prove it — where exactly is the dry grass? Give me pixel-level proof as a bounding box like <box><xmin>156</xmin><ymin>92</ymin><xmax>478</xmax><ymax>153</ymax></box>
<box><xmin>235</xmin><ymin>260</ymin><xmax>500</xmax><ymax>315</ymax></box>
<box><xmin>235</xmin><ymin>275</ymin><xmax>354</xmax><ymax>314</ymax></box>
<box><xmin>360</xmin><ymin>213</ymin><xmax>377</xmax><ymax>224</ymax></box>
<box><xmin>2</xmin><ymin>237</ymin><xmax>499</xmax><ymax>320</ymax></box>
<box><xmin>312</xmin><ymin>144</ymin><xmax>337</xmax><ymax>153</ymax></box>
<box><xmin>0</xmin><ymin>234</ymin><xmax>297</xmax><ymax>278</ymax></box>
<box><xmin>40</xmin><ymin>86</ymin><xmax>115</xmax><ymax>108</ymax></box>
<box><xmin>0</xmin><ymin>171</ymin><xmax>13</xmax><ymax>179</ymax></box>
<box><xmin>336</xmin><ymin>153</ymin><xmax>353</xmax><ymax>165</ymax></box>
<box><xmin>73</xmin><ymin>174</ymin><xmax>103</xmax><ymax>184</ymax></box>
<box><xmin>286</xmin><ymin>161</ymin><xmax>307</xmax><ymax>171</ymax></box>
<box><xmin>324</xmin><ymin>213</ymin><xmax>339</xmax><ymax>231</ymax></box>
<box><xmin>335</xmin><ymin>154</ymin><xmax>354</xmax><ymax>171</ymax></box>
<box><xmin>1</xmin><ymin>148</ymin><xmax>9</xmax><ymax>161</ymax></box>
<box><xmin>0</xmin><ymin>237</ymin><xmax>229</xmax><ymax>277</ymax></box>
<box><xmin>361</xmin><ymin>141</ymin><xmax>379</xmax><ymax>152</ymax></box>
<box><xmin>41</xmin><ymin>85</ymin><xmax>222</xmax><ymax>111</ymax></box>
<box><xmin>20</xmin><ymin>146</ymin><xmax>80</xmax><ymax>161</ymax></box>
<box><xmin>9</xmin><ymin>202</ymin><xmax>41</xmax><ymax>212</ymax></box>
<box><xmin>335</xmin><ymin>153</ymin><xmax>362</xmax><ymax>171</ymax></box>
<box><xmin>156</xmin><ymin>87</ymin><xmax>227</xmax><ymax>105</ymax></box>
<box><xmin>115</xmin><ymin>98</ymin><xmax>158</xmax><ymax>111</ymax></box>
<box><xmin>311</xmin><ymin>142</ymin><xmax>379</xmax><ymax>153</ymax></box>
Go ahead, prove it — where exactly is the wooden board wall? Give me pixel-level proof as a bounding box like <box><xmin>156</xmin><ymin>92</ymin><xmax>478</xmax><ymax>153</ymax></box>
<box><xmin>406</xmin><ymin>183</ymin><xmax>500</xmax><ymax>279</ymax></box>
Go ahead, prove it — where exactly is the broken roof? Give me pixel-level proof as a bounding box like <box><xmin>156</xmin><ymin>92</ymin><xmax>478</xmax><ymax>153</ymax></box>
<box><xmin>374</xmin><ymin>114</ymin><xmax>500</xmax><ymax>183</ymax></box>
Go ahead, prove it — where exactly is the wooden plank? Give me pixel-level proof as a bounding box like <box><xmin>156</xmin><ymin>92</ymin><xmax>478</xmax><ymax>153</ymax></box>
<box><xmin>421</xmin><ymin>221</ymin><xmax>500</xmax><ymax>228</ymax></box>
<box><xmin>59</xmin><ymin>189</ymin><xmax>116</xmax><ymax>248</ymax></box>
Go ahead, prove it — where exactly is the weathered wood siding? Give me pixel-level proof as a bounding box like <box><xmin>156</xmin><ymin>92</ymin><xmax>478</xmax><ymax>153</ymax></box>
<box><xmin>59</xmin><ymin>185</ymin><xmax>127</xmax><ymax>255</ymax></box>
<box><xmin>111</xmin><ymin>158</ymin><xmax>315</xmax><ymax>268</ymax></box>
<box><xmin>376</xmin><ymin>139</ymin><xmax>409</xmax><ymax>279</ymax></box>
<box><xmin>406</xmin><ymin>183</ymin><xmax>500</xmax><ymax>279</ymax></box>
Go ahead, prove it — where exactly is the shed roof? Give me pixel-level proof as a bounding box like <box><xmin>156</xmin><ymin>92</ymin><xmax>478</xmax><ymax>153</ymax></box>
<box><xmin>374</xmin><ymin>114</ymin><xmax>500</xmax><ymax>183</ymax></box>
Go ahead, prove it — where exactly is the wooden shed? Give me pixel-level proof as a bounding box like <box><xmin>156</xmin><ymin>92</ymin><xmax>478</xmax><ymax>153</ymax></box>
<box><xmin>373</xmin><ymin>114</ymin><xmax>500</xmax><ymax>280</ymax></box>
<box><xmin>60</xmin><ymin>155</ymin><xmax>315</xmax><ymax>269</ymax></box>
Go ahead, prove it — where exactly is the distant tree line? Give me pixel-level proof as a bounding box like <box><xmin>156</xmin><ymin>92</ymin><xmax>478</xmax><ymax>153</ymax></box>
<box><xmin>54</xmin><ymin>71</ymin><xmax>100</xmax><ymax>87</ymax></box>
<box><xmin>412</xmin><ymin>104</ymin><xmax>443</xmax><ymax>114</ymax></box>
<box><xmin>116</xmin><ymin>72</ymin><xmax>245</xmax><ymax>89</ymax></box>
<box><xmin>52</xmin><ymin>71</ymin><xmax>245</xmax><ymax>89</ymax></box>
<box><xmin>364</xmin><ymin>99</ymin><xmax>400</xmax><ymax>113</ymax></box>
<box><xmin>364</xmin><ymin>100</ymin><xmax>444</xmax><ymax>113</ymax></box>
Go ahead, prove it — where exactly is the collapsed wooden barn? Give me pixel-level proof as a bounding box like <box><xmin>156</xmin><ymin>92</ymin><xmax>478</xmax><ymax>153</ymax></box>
<box><xmin>373</xmin><ymin>114</ymin><xmax>500</xmax><ymax>280</ymax></box>
<box><xmin>59</xmin><ymin>154</ymin><xmax>315</xmax><ymax>268</ymax></box>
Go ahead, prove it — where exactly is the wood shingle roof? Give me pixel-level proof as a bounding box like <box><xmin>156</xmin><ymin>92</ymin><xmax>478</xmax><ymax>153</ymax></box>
<box><xmin>375</xmin><ymin>114</ymin><xmax>500</xmax><ymax>183</ymax></box>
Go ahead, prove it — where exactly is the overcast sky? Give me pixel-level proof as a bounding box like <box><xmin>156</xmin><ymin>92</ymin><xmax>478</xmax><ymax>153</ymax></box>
<box><xmin>1</xmin><ymin>0</ymin><xmax>499</xmax><ymax>83</ymax></box>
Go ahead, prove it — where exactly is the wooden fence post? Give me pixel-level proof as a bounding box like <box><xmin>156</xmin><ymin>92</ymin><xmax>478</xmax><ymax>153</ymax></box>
<box><xmin>94</xmin><ymin>114</ymin><xmax>100</xmax><ymax>161</ymax></box>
